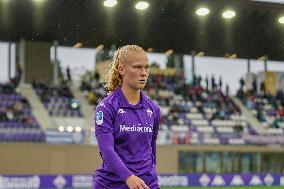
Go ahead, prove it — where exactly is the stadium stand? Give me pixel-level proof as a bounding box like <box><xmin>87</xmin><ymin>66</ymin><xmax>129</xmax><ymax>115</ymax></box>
<box><xmin>0</xmin><ymin>82</ymin><xmax>45</xmax><ymax>142</ymax></box>
<box><xmin>32</xmin><ymin>80</ymin><xmax>83</xmax><ymax>117</ymax></box>
<box><xmin>144</xmin><ymin>73</ymin><xmax>249</xmax><ymax>145</ymax></box>
<box><xmin>80</xmin><ymin>71</ymin><xmax>107</xmax><ymax>106</ymax></box>
<box><xmin>237</xmin><ymin>81</ymin><xmax>284</xmax><ymax>134</ymax></box>
<box><xmin>80</xmin><ymin>70</ymin><xmax>262</xmax><ymax>146</ymax></box>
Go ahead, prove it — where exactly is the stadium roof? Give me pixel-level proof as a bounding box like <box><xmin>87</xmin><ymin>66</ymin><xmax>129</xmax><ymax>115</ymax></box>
<box><xmin>1</xmin><ymin>0</ymin><xmax>284</xmax><ymax>61</ymax></box>
<box><xmin>253</xmin><ymin>0</ymin><xmax>284</xmax><ymax>4</ymax></box>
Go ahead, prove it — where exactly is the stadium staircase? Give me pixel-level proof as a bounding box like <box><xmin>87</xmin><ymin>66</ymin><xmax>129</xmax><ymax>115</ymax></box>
<box><xmin>231</xmin><ymin>96</ymin><xmax>264</xmax><ymax>134</ymax></box>
<box><xmin>70</xmin><ymin>82</ymin><xmax>95</xmax><ymax>144</ymax></box>
<box><xmin>17</xmin><ymin>84</ymin><xmax>56</xmax><ymax>130</ymax></box>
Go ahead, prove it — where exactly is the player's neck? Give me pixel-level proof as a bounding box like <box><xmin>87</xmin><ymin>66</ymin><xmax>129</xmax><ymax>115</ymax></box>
<box><xmin>121</xmin><ymin>85</ymin><xmax>140</xmax><ymax>105</ymax></box>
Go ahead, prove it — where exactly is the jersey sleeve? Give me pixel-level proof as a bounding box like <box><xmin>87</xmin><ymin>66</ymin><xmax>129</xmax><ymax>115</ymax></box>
<box><xmin>94</xmin><ymin>103</ymin><xmax>133</xmax><ymax>181</ymax></box>
<box><xmin>152</xmin><ymin>105</ymin><xmax>160</xmax><ymax>140</ymax></box>
<box><xmin>94</xmin><ymin>103</ymin><xmax>114</xmax><ymax>135</ymax></box>
<box><xmin>151</xmin><ymin>104</ymin><xmax>160</xmax><ymax>165</ymax></box>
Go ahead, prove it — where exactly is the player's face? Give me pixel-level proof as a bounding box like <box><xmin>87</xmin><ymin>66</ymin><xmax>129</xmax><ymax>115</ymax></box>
<box><xmin>119</xmin><ymin>52</ymin><xmax>149</xmax><ymax>91</ymax></box>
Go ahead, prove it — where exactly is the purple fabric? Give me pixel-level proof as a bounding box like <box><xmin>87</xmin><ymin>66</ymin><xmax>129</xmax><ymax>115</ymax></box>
<box><xmin>96</xmin><ymin>132</ymin><xmax>133</xmax><ymax>180</ymax></box>
<box><xmin>151</xmin><ymin>105</ymin><xmax>160</xmax><ymax>164</ymax></box>
<box><xmin>94</xmin><ymin>87</ymin><xmax>160</xmax><ymax>187</ymax></box>
<box><xmin>151</xmin><ymin>137</ymin><xmax>157</xmax><ymax>164</ymax></box>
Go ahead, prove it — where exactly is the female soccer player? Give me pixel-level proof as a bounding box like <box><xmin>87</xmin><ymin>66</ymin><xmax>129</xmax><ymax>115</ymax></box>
<box><xmin>94</xmin><ymin>45</ymin><xmax>160</xmax><ymax>189</ymax></box>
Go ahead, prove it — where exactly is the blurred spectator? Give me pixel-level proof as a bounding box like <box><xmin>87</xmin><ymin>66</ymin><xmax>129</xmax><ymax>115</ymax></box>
<box><xmin>0</xmin><ymin>111</ymin><xmax>7</xmax><ymax>121</ymax></box>
<box><xmin>252</xmin><ymin>77</ymin><xmax>257</xmax><ymax>93</ymax></box>
<box><xmin>219</xmin><ymin>76</ymin><xmax>223</xmax><ymax>90</ymax></box>
<box><xmin>15</xmin><ymin>63</ymin><xmax>23</xmax><ymax>86</ymax></box>
<box><xmin>66</xmin><ymin>66</ymin><xmax>72</xmax><ymax>83</ymax></box>
<box><xmin>211</xmin><ymin>75</ymin><xmax>216</xmax><ymax>89</ymax></box>
<box><xmin>233</xmin><ymin>124</ymin><xmax>244</xmax><ymax>136</ymax></box>
<box><xmin>225</xmin><ymin>84</ymin><xmax>229</xmax><ymax>96</ymax></box>
<box><xmin>205</xmin><ymin>75</ymin><xmax>209</xmax><ymax>91</ymax></box>
<box><xmin>260</xmin><ymin>80</ymin><xmax>266</xmax><ymax>95</ymax></box>
<box><xmin>197</xmin><ymin>75</ymin><xmax>202</xmax><ymax>87</ymax></box>
<box><xmin>272</xmin><ymin>115</ymin><xmax>282</xmax><ymax>128</ymax></box>
<box><xmin>95</xmin><ymin>71</ymin><xmax>100</xmax><ymax>82</ymax></box>
<box><xmin>196</xmin><ymin>101</ymin><xmax>205</xmax><ymax>116</ymax></box>
<box><xmin>0</xmin><ymin>81</ymin><xmax>15</xmax><ymax>94</ymax></box>
<box><xmin>239</xmin><ymin>77</ymin><xmax>245</xmax><ymax>92</ymax></box>
<box><xmin>277</xmin><ymin>106</ymin><xmax>284</xmax><ymax>117</ymax></box>
<box><xmin>256</xmin><ymin>108</ymin><xmax>266</xmax><ymax>122</ymax></box>
<box><xmin>6</xmin><ymin>106</ymin><xmax>15</xmax><ymax>121</ymax></box>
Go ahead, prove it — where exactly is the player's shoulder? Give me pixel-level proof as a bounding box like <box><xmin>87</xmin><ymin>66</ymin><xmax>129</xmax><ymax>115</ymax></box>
<box><xmin>95</xmin><ymin>89</ymin><xmax>120</xmax><ymax>112</ymax></box>
<box><xmin>143</xmin><ymin>93</ymin><xmax>160</xmax><ymax>111</ymax></box>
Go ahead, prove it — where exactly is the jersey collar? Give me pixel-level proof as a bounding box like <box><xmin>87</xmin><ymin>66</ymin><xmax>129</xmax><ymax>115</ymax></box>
<box><xmin>117</xmin><ymin>87</ymin><xmax>146</xmax><ymax>109</ymax></box>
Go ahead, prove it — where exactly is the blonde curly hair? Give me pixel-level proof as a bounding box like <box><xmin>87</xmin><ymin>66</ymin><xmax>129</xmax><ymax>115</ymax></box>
<box><xmin>107</xmin><ymin>45</ymin><xmax>146</xmax><ymax>93</ymax></box>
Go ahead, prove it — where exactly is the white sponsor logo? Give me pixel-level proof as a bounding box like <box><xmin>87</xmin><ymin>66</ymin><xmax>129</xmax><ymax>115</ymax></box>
<box><xmin>280</xmin><ymin>176</ymin><xmax>284</xmax><ymax>186</ymax></box>
<box><xmin>97</xmin><ymin>102</ymin><xmax>105</xmax><ymax>107</ymax></box>
<box><xmin>146</xmin><ymin>109</ymin><xmax>153</xmax><ymax>117</ymax></box>
<box><xmin>96</xmin><ymin>111</ymin><xmax>103</xmax><ymax>125</ymax></box>
<box><xmin>230</xmin><ymin>175</ymin><xmax>244</xmax><ymax>186</ymax></box>
<box><xmin>120</xmin><ymin>124</ymin><xmax>153</xmax><ymax>133</ymax></box>
<box><xmin>199</xmin><ymin>174</ymin><xmax>210</xmax><ymax>186</ymax></box>
<box><xmin>0</xmin><ymin>175</ymin><xmax>40</xmax><ymax>189</ymax></box>
<box><xmin>118</xmin><ymin>108</ymin><xmax>126</xmax><ymax>114</ymax></box>
<box><xmin>158</xmin><ymin>175</ymin><xmax>188</xmax><ymax>187</ymax></box>
<box><xmin>211</xmin><ymin>175</ymin><xmax>225</xmax><ymax>186</ymax></box>
<box><xmin>53</xmin><ymin>175</ymin><xmax>66</xmax><ymax>189</ymax></box>
<box><xmin>249</xmin><ymin>175</ymin><xmax>262</xmax><ymax>185</ymax></box>
<box><xmin>264</xmin><ymin>174</ymin><xmax>274</xmax><ymax>186</ymax></box>
<box><xmin>72</xmin><ymin>175</ymin><xmax>93</xmax><ymax>187</ymax></box>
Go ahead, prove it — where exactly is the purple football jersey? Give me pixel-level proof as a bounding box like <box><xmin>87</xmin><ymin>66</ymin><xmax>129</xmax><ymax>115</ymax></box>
<box><xmin>94</xmin><ymin>87</ymin><xmax>160</xmax><ymax>189</ymax></box>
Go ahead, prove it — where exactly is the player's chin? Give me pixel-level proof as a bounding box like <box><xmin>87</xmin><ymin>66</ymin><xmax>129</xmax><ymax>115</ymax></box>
<box><xmin>136</xmin><ymin>82</ymin><xmax>146</xmax><ymax>90</ymax></box>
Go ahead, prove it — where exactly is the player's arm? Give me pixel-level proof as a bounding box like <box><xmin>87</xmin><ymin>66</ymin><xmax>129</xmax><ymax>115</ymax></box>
<box><xmin>151</xmin><ymin>107</ymin><xmax>160</xmax><ymax>165</ymax></box>
<box><xmin>94</xmin><ymin>104</ymin><xmax>132</xmax><ymax>181</ymax></box>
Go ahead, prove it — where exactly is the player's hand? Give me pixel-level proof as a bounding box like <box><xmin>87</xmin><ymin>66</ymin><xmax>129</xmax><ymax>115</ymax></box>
<box><xmin>126</xmin><ymin>175</ymin><xmax>150</xmax><ymax>189</ymax></box>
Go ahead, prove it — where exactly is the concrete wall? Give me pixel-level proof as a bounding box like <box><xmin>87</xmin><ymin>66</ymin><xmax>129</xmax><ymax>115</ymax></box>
<box><xmin>18</xmin><ymin>41</ymin><xmax>53</xmax><ymax>84</ymax></box>
<box><xmin>1</xmin><ymin>143</ymin><xmax>284</xmax><ymax>174</ymax></box>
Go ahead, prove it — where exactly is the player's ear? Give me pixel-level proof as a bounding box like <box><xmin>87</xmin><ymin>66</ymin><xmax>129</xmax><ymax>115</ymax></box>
<box><xmin>118</xmin><ymin>64</ymin><xmax>125</xmax><ymax>76</ymax></box>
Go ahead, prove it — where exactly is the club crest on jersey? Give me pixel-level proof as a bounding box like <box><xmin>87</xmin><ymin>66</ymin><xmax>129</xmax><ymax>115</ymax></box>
<box><xmin>147</xmin><ymin>109</ymin><xmax>153</xmax><ymax>117</ymax></box>
<box><xmin>118</xmin><ymin>108</ymin><xmax>126</xmax><ymax>114</ymax></box>
<box><xmin>96</xmin><ymin>111</ymin><xmax>103</xmax><ymax>125</ymax></box>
